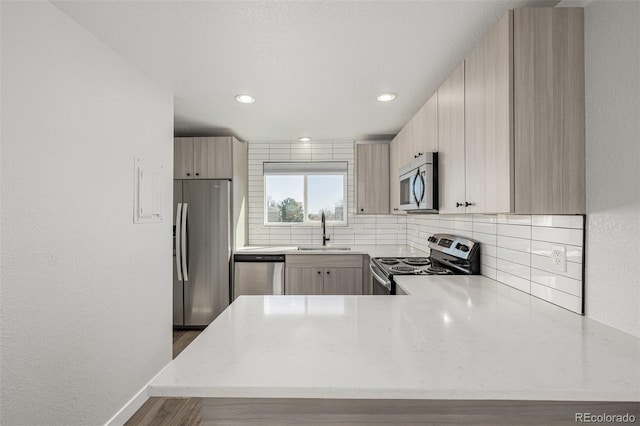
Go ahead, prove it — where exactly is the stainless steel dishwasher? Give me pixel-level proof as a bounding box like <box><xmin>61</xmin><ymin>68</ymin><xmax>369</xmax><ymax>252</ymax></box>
<box><xmin>233</xmin><ymin>254</ymin><xmax>285</xmax><ymax>300</ymax></box>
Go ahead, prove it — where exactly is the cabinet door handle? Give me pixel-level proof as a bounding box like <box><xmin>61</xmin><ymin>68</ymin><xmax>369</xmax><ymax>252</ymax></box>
<box><xmin>317</xmin><ymin>271</ymin><xmax>321</xmax><ymax>275</ymax></box>
<box><xmin>186</xmin><ymin>173</ymin><xmax>191</xmax><ymax>176</ymax></box>
<box><xmin>360</xmin><ymin>208</ymin><xmax>364</xmax><ymax>212</ymax></box>
<box><xmin>195</xmin><ymin>172</ymin><xmax>199</xmax><ymax>176</ymax></box>
<box><xmin>393</xmin><ymin>208</ymin><xmax>398</xmax><ymax>211</ymax></box>
<box><xmin>326</xmin><ymin>271</ymin><xmax>330</xmax><ymax>275</ymax></box>
<box><xmin>456</xmin><ymin>202</ymin><xmax>464</xmax><ymax>208</ymax></box>
<box><xmin>465</xmin><ymin>202</ymin><xmax>474</xmax><ymax>207</ymax></box>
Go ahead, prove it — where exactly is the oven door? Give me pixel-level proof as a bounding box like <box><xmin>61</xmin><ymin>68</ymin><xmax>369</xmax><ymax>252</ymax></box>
<box><xmin>369</xmin><ymin>263</ymin><xmax>392</xmax><ymax>295</ymax></box>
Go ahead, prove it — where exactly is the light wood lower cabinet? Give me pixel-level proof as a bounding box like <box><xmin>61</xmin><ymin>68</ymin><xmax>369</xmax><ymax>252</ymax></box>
<box><xmin>285</xmin><ymin>268</ymin><xmax>324</xmax><ymax>295</ymax></box>
<box><xmin>285</xmin><ymin>255</ymin><xmax>363</xmax><ymax>295</ymax></box>
<box><xmin>322</xmin><ymin>268</ymin><xmax>362</xmax><ymax>295</ymax></box>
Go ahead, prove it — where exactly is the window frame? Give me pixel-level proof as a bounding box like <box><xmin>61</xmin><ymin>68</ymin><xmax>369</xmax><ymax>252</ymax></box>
<box><xmin>263</xmin><ymin>162</ymin><xmax>348</xmax><ymax>227</ymax></box>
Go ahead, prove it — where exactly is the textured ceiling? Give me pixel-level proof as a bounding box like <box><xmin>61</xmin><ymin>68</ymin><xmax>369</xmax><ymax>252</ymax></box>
<box><xmin>53</xmin><ymin>1</ymin><xmax>553</xmax><ymax>142</ymax></box>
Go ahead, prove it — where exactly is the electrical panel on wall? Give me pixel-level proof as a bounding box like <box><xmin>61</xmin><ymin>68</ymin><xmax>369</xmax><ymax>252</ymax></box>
<box><xmin>134</xmin><ymin>157</ymin><xmax>165</xmax><ymax>224</ymax></box>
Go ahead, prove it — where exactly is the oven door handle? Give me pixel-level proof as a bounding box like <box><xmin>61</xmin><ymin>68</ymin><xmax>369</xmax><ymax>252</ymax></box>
<box><xmin>369</xmin><ymin>263</ymin><xmax>392</xmax><ymax>291</ymax></box>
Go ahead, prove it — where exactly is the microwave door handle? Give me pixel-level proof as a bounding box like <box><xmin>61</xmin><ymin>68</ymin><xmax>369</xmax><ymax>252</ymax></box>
<box><xmin>418</xmin><ymin>171</ymin><xmax>426</xmax><ymax>204</ymax></box>
<box><xmin>413</xmin><ymin>169</ymin><xmax>422</xmax><ymax>207</ymax></box>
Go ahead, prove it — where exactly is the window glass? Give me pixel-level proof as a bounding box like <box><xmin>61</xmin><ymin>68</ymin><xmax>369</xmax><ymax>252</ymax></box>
<box><xmin>265</xmin><ymin>175</ymin><xmax>304</xmax><ymax>223</ymax></box>
<box><xmin>263</xmin><ymin>162</ymin><xmax>347</xmax><ymax>226</ymax></box>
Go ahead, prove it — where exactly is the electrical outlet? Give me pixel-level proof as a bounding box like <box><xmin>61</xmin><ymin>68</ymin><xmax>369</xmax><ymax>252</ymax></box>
<box><xmin>551</xmin><ymin>245</ymin><xmax>566</xmax><ymax>272</ymax></box>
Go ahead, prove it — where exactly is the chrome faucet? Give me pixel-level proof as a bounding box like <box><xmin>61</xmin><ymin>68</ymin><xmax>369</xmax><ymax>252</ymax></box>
<box><xmin>321</xmin><ymin>211</ymin><xmax>331</xmax><ymax>246</ymax></box>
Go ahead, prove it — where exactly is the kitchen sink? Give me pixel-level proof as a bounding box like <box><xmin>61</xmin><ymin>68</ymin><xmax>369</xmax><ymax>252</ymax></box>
<box><xmin>297</xmin><ymin>246</ymin><xmax>352</xmax><ymax>251</ymax></box>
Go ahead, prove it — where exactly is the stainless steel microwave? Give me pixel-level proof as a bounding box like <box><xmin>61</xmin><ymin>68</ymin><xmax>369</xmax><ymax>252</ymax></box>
<box><xmin>398</xmin><ymin>153</ymin><xmax>438</xmax><ymax>212</ymax></box>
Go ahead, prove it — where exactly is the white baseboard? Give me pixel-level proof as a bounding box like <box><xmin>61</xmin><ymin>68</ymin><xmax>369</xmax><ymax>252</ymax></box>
<box><xmin>104</xmin><ymin>384</ymin><xmax>149</xmax><ymax>426</ymax></box>
<box><xmin>104</xmin><ymin>361</ymin><xmax>173</xmax><ymax>426</ymax></box>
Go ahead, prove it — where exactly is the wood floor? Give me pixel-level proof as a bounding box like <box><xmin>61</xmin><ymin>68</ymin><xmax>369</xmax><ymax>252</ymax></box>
<box><xmin>125</xmin><ymin>330</ymin><xmax>203</xmax><ymax>426</ymax></box>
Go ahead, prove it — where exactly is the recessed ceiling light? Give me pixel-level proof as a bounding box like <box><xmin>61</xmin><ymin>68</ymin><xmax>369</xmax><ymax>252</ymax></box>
<box><xmin>298</xmin><ymin>137</ymin><xmax>311</xmax><ymax>142</ymax></box>
<box><xmin>376</xmin><ymin>92</ymin><xmax>397</xmax><ymax>102</ymax></box>
<box><xmin>234</xmin><ymin>94</ymin><xmax>255</xmax><ymax>104</ymax></box>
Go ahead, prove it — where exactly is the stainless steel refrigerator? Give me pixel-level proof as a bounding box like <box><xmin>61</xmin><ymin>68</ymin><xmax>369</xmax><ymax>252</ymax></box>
<box><xmin>173</xmin><ymin>180</ymin><xmax>231</xmax><ymax>327</ymax></box>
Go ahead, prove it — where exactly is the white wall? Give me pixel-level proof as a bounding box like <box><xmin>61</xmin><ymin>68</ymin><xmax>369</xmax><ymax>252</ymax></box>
<box><xmin>584</xmin><ymin>1</ymin><xmax>640</xmax><ymax>337</ymax></box>
<box><xmin>1</xmin><ymin>2</ymin><xmax>174</xmax><ymax>424</ymax></box>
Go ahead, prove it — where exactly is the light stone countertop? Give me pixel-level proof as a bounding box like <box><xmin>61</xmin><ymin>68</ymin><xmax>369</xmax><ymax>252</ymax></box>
<box><xmin>148</xmin><ymin>275</ymin><xmax>640</xmax><ymax>401</ymax></box>
<box><xmin>234</xmin><ymin>244</ymin><xmax>429</xmax><ymax>258</ymax></box>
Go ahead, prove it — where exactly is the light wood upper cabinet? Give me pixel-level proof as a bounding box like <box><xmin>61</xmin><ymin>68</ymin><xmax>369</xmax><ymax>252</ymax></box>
<box><xmin>396</xmin><ymin>92</ymin><xmax>439</xmax><ymax>167</ymax></box>
<box><xmin>389</xmin><ymin>136</ymin><xmax>405</xmax><ymax>215</ymax></box>
<box><xmin>513</xmin><ymin>8</ymin><xmax>585</xmax><ymax>214</ymax></box>
<box><xmin>464</xmin><ymin>11</ymin><xmax>513</xmax><ymax>214</ymax></box>
<box><xmin>174</xmin><ymin>136</ymin><xmax>234</xmax><ymax>179</ymax></box>
<box><xmin>435</xmin><ymin>7</ymin><xmax>584</xmax><ymax>215</ymax></box>
<box><xmin>437</xmin><ymin>62</ymin><xmax>466</xmax><ymax>214</ymax></box>
<box><xmin>356</xmin><ymin>143</ymin><xmax>390</xmax><ymax>215</ymax></box>
<box><xmin>193</xmin><ymin>137</ymin><xmax>233</xmax><ymax>179</ymax></box>
<box><xmin>174</xmin><ymin>137</ymin><xmax>195</xmax><ymax>179</ymax></box>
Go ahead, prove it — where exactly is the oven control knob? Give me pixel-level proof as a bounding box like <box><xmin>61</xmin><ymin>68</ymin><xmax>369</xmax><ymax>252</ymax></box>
<box><xmin>456</xmin><ymin>243</ymin><xmax>469</xmax><ymax>252</ymax></box>
<box><xmin>428</xmin><ymin>236</ymin><xmax>437</xmax><ymax>243</ymax></box>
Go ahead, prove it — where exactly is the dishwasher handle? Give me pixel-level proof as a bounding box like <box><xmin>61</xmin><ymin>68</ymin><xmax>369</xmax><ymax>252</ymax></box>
<box><xmin>272</xmin><ymin>262</ymin><xmax>285</xmax><ymax>295</ymax></box>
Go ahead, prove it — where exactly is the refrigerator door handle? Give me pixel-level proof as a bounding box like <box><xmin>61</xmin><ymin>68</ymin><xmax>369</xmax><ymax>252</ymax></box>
<box><xmin>175</xmin><ymin>203</ymin><xmax>183</xmax><ymax>281</ymax></box>
<box><xmin>181</xmin><ymin>203</ymin><xmax>189</xmax><ymax>282</ymax></box>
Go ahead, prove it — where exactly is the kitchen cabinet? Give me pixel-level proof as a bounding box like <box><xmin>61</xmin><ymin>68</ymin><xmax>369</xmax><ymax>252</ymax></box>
<box><xmin>285</xmin><ymin>255</ymin><xmax>363</xmax><ymax>295</ymax></box>
<box><xmin>356</xmin><ymin>143</ymin><xmax>389</xmax><ymax>214</ymax></box>
<box><xmin>437</xmin><ymin>62</ymin><xmax>466</xmax><ymax>214</ymax></box>
<box><xmin>437</xmin><ymin>8</ymin><xmax>584</xmax><ymax>214</ymax></box>
<box><xmin>464</xmin><ymin>11</ymin><xmax>513</xmax><ymax>214</ymax></box>
<box><xmin>173</xmin><ymin>136</ymin><xmax>234</xmax><ymax>179</ymax></box>
<box><xmin>323</xmin><ymin>268</ymin><xmax>362</xmax><ymax>295</ymax></box>
<box><xmin>403</xmin><ymin>92</ymin><xmax>438</xmax><ymax>165</ymax></box>
<box><xmin>513</xmin><ymin>8</ymin><xmax>585</xmax><ymax>214</ymax></box>
<box><xmin>284</xmin><ymin>268</ymin><xmax>324</xmax><ymax>295</ymax></box>
<box><xmin>389</xmin><ymin>135</ymin><xmax>405</xmax><ymax>214</ymax></box>
<box><xmin>174</xmin><ymin>137</ymin><xmax>194</xmax><ymax>179</ymax></box>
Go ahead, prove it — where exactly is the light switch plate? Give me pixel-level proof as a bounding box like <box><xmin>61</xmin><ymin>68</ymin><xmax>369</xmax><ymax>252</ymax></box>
<box><xmin>134</xmin><ymin>157</ymin><xmax>165</xmax><ymax>224</ymax></box>
<box><xmin>551</xmin><ymin>245</ymin><xmax>567</xmax><ymax>272</ymax></box>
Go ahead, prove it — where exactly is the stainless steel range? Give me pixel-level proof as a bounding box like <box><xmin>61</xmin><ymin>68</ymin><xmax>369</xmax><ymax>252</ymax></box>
<box><xmin>369</xmin><ymin>234</ymin><xmax>481</xmax><ymax>295</ymax></box>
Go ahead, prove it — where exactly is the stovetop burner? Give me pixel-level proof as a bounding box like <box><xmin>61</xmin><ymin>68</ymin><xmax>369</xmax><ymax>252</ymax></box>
<box><xmin>388</xmin><ymin>265</ymin><xmax>421</xmax><ymax>274</ymax></box>
<box><xmin>378</xmin><ymin>258</ymin><xmax>401</xmax><ymax>265</ymax></box>
<box><xmin>424</xmin><ymin>266</ymin><xmax>453</xmax><ymax>275</ymax></box>
<box><xmin>403</xmin><ymin>257</ymin><xmax>431</xmax><ymax>266</ymax></box>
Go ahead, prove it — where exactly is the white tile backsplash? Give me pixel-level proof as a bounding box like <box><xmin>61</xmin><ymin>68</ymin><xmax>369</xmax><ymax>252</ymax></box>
<box><xmin>531</xmin><ymin>226</ymin><xmax>584</xmax><ymax>246</ymax></box>
<box><xmin>247</xmin><ymin>141</ymin><xmax>405</xmax><ymax>246</ymax></box>
<box><xmin>531</xmin><ymin>215</ymin><xmax>584</xmax><ymax>229</ymax></box>
<box><xmin>497</xmin><ymin>223</ymin><xmax>532</xmax><ymax>239</ymax></box>
<box><xmin>406</xmin><ymin>213</ymin><xmax>586</xmax><ymax>315</ymax></box>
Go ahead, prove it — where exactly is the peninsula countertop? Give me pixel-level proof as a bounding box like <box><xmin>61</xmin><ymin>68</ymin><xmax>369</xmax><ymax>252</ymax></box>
<box><xmin>148</xmin><ymin>275</ymin><xmax>640</xmax><ymax>401</ymax></box>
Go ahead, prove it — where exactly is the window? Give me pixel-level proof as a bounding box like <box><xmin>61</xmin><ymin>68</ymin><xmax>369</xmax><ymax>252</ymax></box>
<box><xmin>264</xmin><ymin>162</ymin><xmax>348</xmax><ymax>226</ymax></box>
